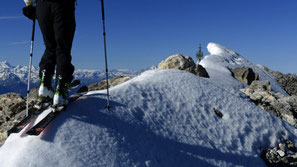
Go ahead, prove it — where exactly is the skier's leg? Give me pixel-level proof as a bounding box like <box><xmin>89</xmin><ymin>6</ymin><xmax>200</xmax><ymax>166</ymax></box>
<box><xmin>51</xmin><ymin>0</ymin><xmax>76</xmax><ymax>106</ymax></box>
<box><xmin>36</xmin><ymin>0</ymin><xmax>56</xmax><ymax>77</ymax></box>
<box><xmin>36</xmin><ymin>0</ymin><xmax>56</xmax><ymax>100</ymax></box>
<box><xmin>53</xmin><ymin>0</ymin><xmax>75</xmax><ymax>84</ymax></box>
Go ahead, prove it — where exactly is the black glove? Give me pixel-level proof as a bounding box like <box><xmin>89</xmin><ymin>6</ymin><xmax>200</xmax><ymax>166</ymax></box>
<box><xmin>23</xmin><ymin>5</ymin><xmax>36</xmax><ymax>20</ymax></box>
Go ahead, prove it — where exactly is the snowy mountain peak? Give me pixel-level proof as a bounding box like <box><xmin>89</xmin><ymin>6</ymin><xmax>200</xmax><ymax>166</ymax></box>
<box><xmin>0</xmin><ymin>61</ymin><xmax>13</xmax><ymax>69</ymax></box>
<box><xmin>205</xmin><ymin>42</ymin><xmax>248</xmax><ymax>67</ymax></box>
<box><xmin>207</xmin><ymin>42</ymin><xmax>238</xmax><ymax>57</ymax></box>
<box><xmin>201</xmin><ymin>43</ymin><xmax>288</xmax><ymax>95</ymax></box>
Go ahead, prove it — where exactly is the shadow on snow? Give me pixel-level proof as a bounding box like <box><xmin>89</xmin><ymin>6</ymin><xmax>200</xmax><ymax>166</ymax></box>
<box><xmin>40</xmin><ymin>93</ymin><xmax>263</xmax><ymax>167</ymax></box>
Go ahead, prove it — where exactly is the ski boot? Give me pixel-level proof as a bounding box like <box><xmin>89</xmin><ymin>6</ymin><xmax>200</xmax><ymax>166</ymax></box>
<box><xmin>35</xmin><ymin>69</ymin><xmax>54</xmax><ymax>109</ymax></box>
<box><xmin>53</xmin><ymin>75</ymin><xmax>71</xmax><ymax>109</ymax></box>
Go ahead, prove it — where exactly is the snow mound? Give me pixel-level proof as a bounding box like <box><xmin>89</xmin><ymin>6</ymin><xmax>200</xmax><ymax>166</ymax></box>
<box><xmin>207</xmin><ymin>43</ymin><xmax>238</xmax><ymax>57</ymax></box>
<box><xmin>0</xmin><ymin>69</ymin><xmax>296</xmax><ymax>167</ymax></box>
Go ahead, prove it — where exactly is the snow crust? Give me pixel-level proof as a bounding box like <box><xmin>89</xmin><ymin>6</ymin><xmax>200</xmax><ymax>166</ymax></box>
<box><xmin>0</xmin><ymin>43</ymin><xmax>296</xmax><ymax>167</ymax></box>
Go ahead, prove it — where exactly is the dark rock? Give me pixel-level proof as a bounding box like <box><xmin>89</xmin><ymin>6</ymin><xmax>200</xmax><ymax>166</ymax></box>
<box><xmin>231</xmin><ymin>67</ymin><xmax>259</xmax><ymax>85</ymax></box>
<box><xmin>276</xmin><ymin>73</ymin><xmax>297</xmax><ymax>96</ymax></box>
<box><xmin>264</xmin><ymin>66</ymin><xmax>297</xmax><ymax>96</ymax></box>
<box><xmin>284</xmin><ymin>139</ymin><xmax>297</xmax><ymax>153</ymax></box>
<box><xmin>213</xmin><ymin>108</ymin><xmax>223</xmax><ymax>118</ymax></box>
<box><xmin>261</xmin><ymin>140</ymin><xmax>297</xmax><ymax>167</ymax></box>
<box><xmin>196</xmin><ymin>64</ymin><xmax>210</xmax><ymax>78</ymax></box>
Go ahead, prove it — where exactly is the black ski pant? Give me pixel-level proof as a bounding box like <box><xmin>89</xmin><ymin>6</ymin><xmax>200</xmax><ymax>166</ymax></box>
<box><xmin>36</xmin><ymin>0</ymin><xmax>75</xmax><ymax>85</ymax></box>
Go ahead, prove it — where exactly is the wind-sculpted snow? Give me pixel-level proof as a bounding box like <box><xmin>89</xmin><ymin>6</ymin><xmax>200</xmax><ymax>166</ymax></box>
<box><xmin>200</xmin><ymin>43</ymin><xmax>288</xmax><ymax>95</ymax></box>
<box><xmin>0</xmin><ymin>69</ymin><xmax>296</xmax><ymax>167</ymax></box>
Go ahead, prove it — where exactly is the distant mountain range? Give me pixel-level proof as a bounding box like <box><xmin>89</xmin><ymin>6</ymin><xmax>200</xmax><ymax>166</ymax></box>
<box><xmin>0</xmin><ymin>61</ymin><xmax>141</xmax><ymax>96</ymax></box>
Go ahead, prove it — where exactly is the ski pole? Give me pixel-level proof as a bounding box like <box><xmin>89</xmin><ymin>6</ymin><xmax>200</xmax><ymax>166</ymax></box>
<box><xmin>26</xmin><ymin>18</ymin><xmax>36</xmax><ymax>117</ymax></box>
<box><xmin>100</xmin><ymin>0</ymin><xmax>111</xmax><ymax>111</ymax></box>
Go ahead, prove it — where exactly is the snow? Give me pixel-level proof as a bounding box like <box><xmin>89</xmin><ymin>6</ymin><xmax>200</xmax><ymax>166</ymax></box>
<box><xmin>0</xmin><ymin>43</ymin><xmax>296</xmax><ymax>166</ymax></box>
<box><xmin>200</xmin><ymin>43</ymin><xmax>288</xmax><ymax>95</ymax></box>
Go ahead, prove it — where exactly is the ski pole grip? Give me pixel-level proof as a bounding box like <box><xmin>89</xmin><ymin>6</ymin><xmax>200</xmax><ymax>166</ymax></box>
<box><xmin>31</xmin><ymin>19</ymin><xmax>36</xmax><ymax>42</ymax></box>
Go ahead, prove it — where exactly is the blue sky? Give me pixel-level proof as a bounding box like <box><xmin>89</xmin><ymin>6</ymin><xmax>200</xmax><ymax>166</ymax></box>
<box><xmin>0</xmin><ymin>0</ymin><xmax>297</xmax><ymax>73</ymax></box>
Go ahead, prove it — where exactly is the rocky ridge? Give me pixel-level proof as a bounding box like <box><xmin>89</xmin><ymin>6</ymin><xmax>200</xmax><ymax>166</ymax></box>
<box><xmin>240</xmin><ymin>80</ymin><xmax>297</xmax><ymax>127</ymax></box>
<box><xmin>263</xmin><ymin>66</ymin><xmax>297</xmax><ymax>96</ymax></box>
<box><xmin>237</xmin><ymin>76</ymin><xmax>297</xmax><ymax>166</ymax></box>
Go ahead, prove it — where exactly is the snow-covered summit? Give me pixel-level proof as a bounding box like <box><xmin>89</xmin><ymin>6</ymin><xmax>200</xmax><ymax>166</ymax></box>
<box><xmin>207</xmin><ymin>42</ymin><xmax>238</xmax><ymax>57</ymax></box>
<box><xmin>0</xmin><ymin>42</ymin><xmax>296</xmax><ymax>166</ymax></box>
<box><xmin>200</xmin><ymin>43</ymin><xmax>287</xmax><ymax>95</ymax></box>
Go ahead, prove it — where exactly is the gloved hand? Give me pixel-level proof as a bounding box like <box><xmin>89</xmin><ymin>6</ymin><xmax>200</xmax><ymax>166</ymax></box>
<box><xmin>23</xmin><ymin>5</ymin><xmax>36</xmax><ymax>20</ymax></box>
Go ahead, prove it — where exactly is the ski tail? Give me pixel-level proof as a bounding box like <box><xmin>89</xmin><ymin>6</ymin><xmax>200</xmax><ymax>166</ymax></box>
<box><xmin>26</xmin><ymin>91</ymin><xmax>87</xmax><ymax>136</ymax></box>
<box><xmin>69</xmin><ymin>79</ymin><xmax>80</xmax><ymax>91</ymax></box>
<box><xmin>7</xmin><ymin>80</ymin><xmax>81</xmax><ymax>136</ymax></box>
<box><xmin>7</xmin><ymin>102</ymin><xmax>52</xmax><ymax>136</ymax></box>
<box><xmin>26</xmin><ymin>110</ymin><xmax>58</xmax><ymax>136</ymax></box>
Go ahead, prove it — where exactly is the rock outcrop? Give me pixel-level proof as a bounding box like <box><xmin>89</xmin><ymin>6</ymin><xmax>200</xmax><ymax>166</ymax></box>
<box><xmin>87</xmin><ymin>76</ymin><xmax>131</xmax><ymax>92</ymax></box>
<box><xmin>158</xmin><ymin>54</ymin><xmax>197</xmax><ymax>73</ymax></box>
<box><xmin>158</xmin><ymin>54</ymin><xmax>209</xmax><ymax>78</ymax></box>
<box><xmin>0</xmin><ymin>93</ymin><xmax>28</xmax><ymax>145</ymax></box>
<box><xmin>240</xmin><ymin>80</ymin><xmax>297</xmax><ymax>127</ymax></box>
<box><xmin>264</xmin><ymin>66</ymin><xmax>297</xmax><ymax>96</ymax></box>
<box><xmin>231</xmin><ymin>67</ymin><xmax>259</xmax><ymax>85</ymax></box>
<box><xmin>0</xmin><ymin>91</ymin><xmax>40</xmax><ymax>146</ymax></box>
<box><xmin>261</xmin><ymin>138</ymin><xmax>297</xmax><ymax>166</ymax></box>
<box><xmin>196</xmin><ymin>64</ymin><xmax>210</xmax><ymax>78</ymax></box>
